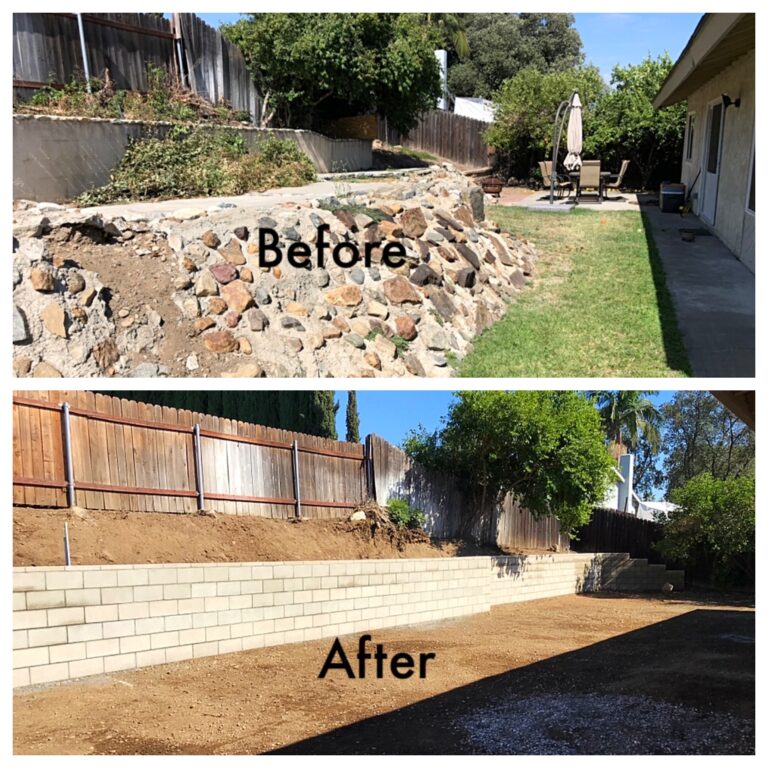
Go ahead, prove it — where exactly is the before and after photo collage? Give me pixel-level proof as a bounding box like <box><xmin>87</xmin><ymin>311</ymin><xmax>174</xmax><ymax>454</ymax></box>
<box><xmin>8</xmin><ymin>4</ymin><xmax>758</xmax><ymax>761</ymax></box>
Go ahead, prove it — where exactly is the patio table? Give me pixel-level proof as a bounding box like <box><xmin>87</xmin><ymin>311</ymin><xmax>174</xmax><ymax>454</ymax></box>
<box><xmin>569</xmin><ymin>170</ymin><xmax>612</xmax><ymax>200</ymax></box>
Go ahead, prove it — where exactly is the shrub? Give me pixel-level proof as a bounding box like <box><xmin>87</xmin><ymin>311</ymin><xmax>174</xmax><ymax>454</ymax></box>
<box><xmin>76</xmin><ymin>130</ymin><xmax>315</xmax><ymax>205</ymax></box>
<box><xmin>386</xmin><ymin>499</ymin><xmax>426</xmax><ymax>530</ymax></box>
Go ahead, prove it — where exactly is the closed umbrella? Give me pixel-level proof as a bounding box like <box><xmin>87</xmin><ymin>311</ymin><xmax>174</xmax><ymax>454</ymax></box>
<box><xmin>563</xmin><ymin>92</ymin><xmax>582</xmax><ymax>171</ymax></box>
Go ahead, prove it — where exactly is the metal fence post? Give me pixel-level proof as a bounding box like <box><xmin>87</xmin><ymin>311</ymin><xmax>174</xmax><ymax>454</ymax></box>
<box><xmin>61</xmin><ymin>402</ymin><xmax>76</xmax><ymax>508</ymax></box>
<box><xmin>291</xmin><ymin>440</ymin><xmax>302</xmax><ymax>519</ymax></box>
<box><xmin>192</xmin><ymin>424</ymin><xmax>205</xmax><ymax>511</ymax></box>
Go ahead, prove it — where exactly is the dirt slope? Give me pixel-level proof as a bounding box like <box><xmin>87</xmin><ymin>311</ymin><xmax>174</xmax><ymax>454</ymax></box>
<box><xmin>13</xmin><ymin>507</ymin><xmax>496</xmax><ymax>566</ymax></box>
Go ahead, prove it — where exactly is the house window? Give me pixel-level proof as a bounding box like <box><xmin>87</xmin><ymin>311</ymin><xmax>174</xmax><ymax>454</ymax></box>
<box><xmin>685</xmin><ymin>113</ymin><xmax>695</xmax><ymax>160</ymax></box>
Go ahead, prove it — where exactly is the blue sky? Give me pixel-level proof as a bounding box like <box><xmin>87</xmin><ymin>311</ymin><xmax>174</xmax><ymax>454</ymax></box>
<box><xmin>183</xmin><ymin>13</ymin><xmax>701</xmax><ymax>82</ymax></box>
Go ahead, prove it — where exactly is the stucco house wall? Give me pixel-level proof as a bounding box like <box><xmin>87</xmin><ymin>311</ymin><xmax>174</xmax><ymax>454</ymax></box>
<box><xmin>681</xmin><ymin>49</ymin><xmax>755</xmax><ymax>271</ymax></box>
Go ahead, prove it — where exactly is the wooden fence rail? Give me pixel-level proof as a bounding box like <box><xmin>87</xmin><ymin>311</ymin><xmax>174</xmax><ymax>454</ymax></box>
<box><xmin>13</xmin><ymin>13</ymin><xmax>261</xmax><ymax>121</ymax></box>
<box><xmin>13</xmin><ymin>392</ymin><xmax>365</xmax><ymax>518</ymax></box>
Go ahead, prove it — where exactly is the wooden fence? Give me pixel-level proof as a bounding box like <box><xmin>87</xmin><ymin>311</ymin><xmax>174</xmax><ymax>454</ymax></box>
<box><xmin>380</xmin><ymin>110</ymin><xmax>492</xmax><ymax>169</ymax></box>
<box><xmin>13</xmin><ymin>391</ymin><xmax>366</xmax><ymax>519</ymax></box>
<box><xmin>572</xmin><ymin>507</ymin><xmax>664</xmax><ymax>563</ymax></box>
<box><xmin>12</xmin><ymin>13</ymin><xmax>260</xmax><ymax>121</ymax></box>
<box><xmin>369</xmin><ymin>435</ymin><xmax>569</xmax><ymax>550</ymax></box>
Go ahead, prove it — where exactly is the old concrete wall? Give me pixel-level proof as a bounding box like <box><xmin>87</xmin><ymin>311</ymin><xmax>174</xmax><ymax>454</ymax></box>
<box><xmin>681</xmin><ymin>49</ymin><xmax>755</xmax><ymax>271</ymax></box>
<box><xmin>13</xmin><ymin>115</ymin><xmax>373</xmax><ymax>203</ymax></box>
<box><xmin>13</xmin><ymin>554</ymin><xmax>683</xmax><ymax>688</ymax></box>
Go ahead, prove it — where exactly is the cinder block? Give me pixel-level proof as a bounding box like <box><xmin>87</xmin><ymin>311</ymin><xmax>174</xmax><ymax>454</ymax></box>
<box><xmin>14</xmin><ymin>609</ymin><xmax>48</xmax><ymax>630</ymax></box>
<box><xmin>117</xmin><ymin>569</ymin><xmax>149</xmax><ymax>587</ymax></box>
<box><xmin>176</xmin><ymin>568</ymin><xmax>200</xmax><ymax>584</ymax></box>
<box><xmin>218</xmin><ymin>638</ymin><xmax>243</xmax><ymax>654</ymax></box>
<box><xmin>13</xmin><ymin>571</ymin><xmax>47</xmax><ymax>592</ymax></box>
<box><xmin>47</xmin><ymin>606</ymin><xmax>85</xmax><ymax>626</ymax></box>
<box><xmin>69</xmin><ymin>657</ymin><xmax>105</xmax><ymax>679</ymax></box>
<box><xmin>14</xmin><ymin>646</ymin><xmax>49</xmax><ymax>668</ymax></box>
<box><xmin>165</xmin><ymin>645</ymin><xmax>193</xmax><ymax>664</ymax></box>
<box><xmin>13</xmin><ymin>593</ymin><xmax>26</xmax><ymax>612</ymax></box>
<box><xmin>28</xmin><ymin>626</ymin><xmax>68</xmax><ymax>648</ymax></box>
<box><xmin>26</xmin><ymin>590</ymin><xmax>66</xmax><ymax>610</ymax></box>
<box><xmin>14</xmin><ymin>668</ymin><xmax>31</xmax><ymax>688</ymax></box>
<box><xmin>135</xmin><ymin>617</ymin><xmax>165</xmax><ymax>635</ymax></box>
<box><xmin>132</xmin><ymin>586</ymin><xmax>164</xmax><ymax>602</ymax></box>
<box><xmin>45</xmin><ymin>571</ymin><xmax>84</xmax><ymax>591</ymax></box>
<box><xmin>203</xmin><ymin>596</ymin><xmax>228</xmax><ymax>613</ymax></box>
<box><xmin>192</xmin><ymin>611</ymin><xmax>218</xmax><ymax>629</ymax></box>
<box><xmin>117</xmin><ymin>602</ymin><xmax>149</xmax><ymax>621</ymax></box>
<box><xmin>86</xmin><ymin>638</ymin><xmax>120</xmax><ymax>658</ymax></box>
<box><xmin>229</xmin><ymin>621</ymin><xmax>254</xmax><ymax>639</ymax></box>
<box><xmin>68</xmin><ymin>623</ymin><xmax>103</xmax><ymax>643</ymax></box>
<box><xmin>263</xmin><ymin>579</ymin><xmax>284</xmax><ymax>593</ymax></box>
<box><xmin>216</xmin><ymin>581</ymin><xmax>241</xmax><ymax>597</ymax></box>
<box><xmin>13</xmin><ymin>630</ymin><xmax>28</xmax><ymax>650</ymax></box>
<box><xmin>164</xmin><ymin>614</ymin><xmax>193</xmax><ymax>632</ymax></box>
<box><xmin>229</xmin><ymin>595</ymin><xmax>252</xmax><ymax>610</ymax></box>
<box><xmin>101</xmin><ymin>587</ymin><xmax>135</xmax><ymax>605</ymax></box>
<box><xmin>177</xmin><ymin>597</ymin><xmax>205</xmax><ymax>615</ymax></box>
<box><xmin>50</xmin><ymin>642</ymin><xmax>87</xmax><ymax>663</ymax></box>
<box><xmin>228</xmin><ymin>566</ymin><xmax>251</xmax><ymax>581</ymax></box>
<box><xmin>149</xmin><ymin>600</ymin><xmax>178</xmax><ymax>617</ymax></box>
<box><xmin>65</xmin><ymin>589</ymin><xmax>102</xmax><ymax>607</ymax></box>
<box><xmin>102</xmin><ymin>619</ymin><xmax>136</xmax><ymax>639</ymax></box>
<box><xmin>250</xmin><ymin>566</ymin><xmax>273</xmax><ymax>580</ymax></box>
<box><xmin>149</xmin><ymin>569</ymin><xmax>178</xmax><ymax>585</ymax></box>
<box><xmin>30</xmin><ymin>662</ymin><xmax>70</xmax><ymax>685</ymax></box>
<box><xmin>192</xmin><ymin>641</ymin><xmax>219</xmax><ymax>658</ymax></box>
<box><xmin>204</xmin><ymin>566</ymin><xmax>228</xmax><ymax>582</ymax></box>
<box><xmin>241</xmin><ymin>636</ymin><xmax>265</xmax><ymax>651</ymax></box>
<box><xmin>191</xmin><ymin>582</ymin><xmax>217</xmax><ymax>598</ymax></box>
<box><xmin>251</xmin><ymin>619</ymin><xmax>275</xmax><ymax>635</ymax></box>
<box><xmin>120</xmin><ymin>635</ymin><xmax>151</xmax><ymax>654</ymax></box>
<box><xmin>136</xmin><ymin>649</ymin><xmax>166</xmax><ymax>668</ymax></box>
<box><xmin>85</xmin><ymin>604</ymin><xmax>119</xmax><ymax>623</ymax></box>
<box><xmin>84</xmin><ymin>570</ymin><xmax>118</xmax><ymax>588</ymax></box>
<box><xmin>273</xmin><ymin>565</ymin><xmax>295</xmax><ymax>578</ymax></box>
<box><xmin>239</xmin><ymin>580</ymin><xmax>264</xmax><ymax>595</ymax></box>
<box><xmin>205</xmin><ymin>625</ymin><xmax>230</xmax><ymax>642</ymax></box>
<box><xmin>104</xmin><ymin>652</ymin><xmax>137</xmax><ymax>672</ymax></box>
<box><xmin>150</xmin><ymin>631</ymin><xmax>179</xmax><ymax>650</ymax></box>
<box><xmin>178</xmin><ymin>628</ymin><xmax>206</xmax><ymax>645</ymax></box>
<box><xmin>164</xmin><ymin>584</ymin><xmax>192</xmax><ymax>600</ymax></box>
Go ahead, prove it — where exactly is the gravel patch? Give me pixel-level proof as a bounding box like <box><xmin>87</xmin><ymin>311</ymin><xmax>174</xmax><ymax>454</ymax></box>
<box><xmin>460</xmin><ymin>693</ymin><xmax>754</xmax><ymax>754</ymax></box>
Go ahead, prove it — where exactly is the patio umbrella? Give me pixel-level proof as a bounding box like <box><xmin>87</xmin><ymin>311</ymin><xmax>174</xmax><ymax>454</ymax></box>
<box><xmin>563</xmin><ymin>92</ymin><xmax>582</xmax><ymax>171</ymax></box>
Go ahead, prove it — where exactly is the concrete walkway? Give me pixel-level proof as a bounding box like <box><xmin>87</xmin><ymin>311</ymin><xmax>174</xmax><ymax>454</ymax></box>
<box><xmin>642</xmin><ymin>205</ymin><xmax>755</xmax><ymax>377</ymax></box>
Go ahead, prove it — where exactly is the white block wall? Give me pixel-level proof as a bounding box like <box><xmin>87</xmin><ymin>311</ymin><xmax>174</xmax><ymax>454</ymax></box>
<box><xmin>13</xmin><ymin>554</ymin><xmax>682</xmax><ymax>688</ymax></box>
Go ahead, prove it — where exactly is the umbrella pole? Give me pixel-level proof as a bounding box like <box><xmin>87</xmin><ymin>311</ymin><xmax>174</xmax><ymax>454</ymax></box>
<box><xmin>550</xmin><ymin>90</ymin><xmax>577</xmax><ymax>205</ymax></box>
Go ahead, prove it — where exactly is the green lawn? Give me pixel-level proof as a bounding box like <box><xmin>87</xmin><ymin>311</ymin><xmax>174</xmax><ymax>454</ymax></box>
<box><xmin>459</xmin><ymin>206</ymin><xmax>691</xmax><ymax>377</ymax></box>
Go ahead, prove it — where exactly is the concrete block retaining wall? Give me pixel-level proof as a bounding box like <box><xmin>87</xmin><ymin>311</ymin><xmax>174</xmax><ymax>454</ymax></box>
<box><xmin>13</xmin><ymin>554</ymin><xmax>683</xmax><ymax>688</ymax></box>
<box><xmin>13</xmin><ymin>115</ymin><xmax>373</xmax><ymax>202</ymax></box>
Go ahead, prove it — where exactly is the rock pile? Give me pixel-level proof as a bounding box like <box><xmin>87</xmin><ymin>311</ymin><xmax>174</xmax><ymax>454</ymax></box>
<box><xmin>12</xmin><ymin>167</ymin><xmax>539</xmax><ymax>377</ymax></box>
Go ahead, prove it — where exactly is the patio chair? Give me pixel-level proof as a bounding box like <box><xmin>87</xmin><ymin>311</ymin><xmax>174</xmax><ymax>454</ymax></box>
<box><xmin>604</xmin><ymin>160</ymin><xmax>630</xmax><ymax>199</ymax></box>
<box><xmin>538</xmin><ymin>160</ymin><xmax>572</xmax><ymax>199</ymax></box>
<box><xmin>576</xmin><ymin>160</ymin><xmax>602</xmax><ymax>203</ymax></box>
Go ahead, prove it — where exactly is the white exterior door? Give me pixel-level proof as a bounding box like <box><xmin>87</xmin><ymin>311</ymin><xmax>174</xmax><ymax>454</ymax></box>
<box><xmin>700</xmin><ymin>99</ymin><xmax>725</xmax><ymax>225</ymax></box>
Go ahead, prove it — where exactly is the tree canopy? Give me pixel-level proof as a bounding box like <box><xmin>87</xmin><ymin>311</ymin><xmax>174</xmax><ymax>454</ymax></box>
<box><xmin>589</xmin><ymin>391</ymin><xmax>661</xmax><ymax>455</ymax></box>
<box><xmin>661</xmin><ymin>392</ymin><xmax>755</xmax><ymax>493</ymax></box>
<box><xmin>403</xmin><ymin>391</ymin><xmax>613</xmax><ymax>533</ymax></box>
<box><xmin>222</xmin><ymin>13</ymin><xmax>441</xmax><ymax>132</ymax></box>
<box><xmin>447</xmin><ymin>13</ymin><xmax>583</xmax><ymax>99</ymax></box>
<box><xmin>588</xmin><ymin>54</ymin><xmax>686</xmax><ymax>189</ymax></box>
<box><xmin>112</xmin><ymin>391</ymin><xmax>339</xmax><ymax>439</ymax></box>
<box><xmin>485</xmin><ymin>65</ymin><xmax>606</xmax><ymax>179</ymax></box>
<box><xmin>345</xmin><ymin>391</ymin><xmax>360</xmax><ymax>443</ymax></box>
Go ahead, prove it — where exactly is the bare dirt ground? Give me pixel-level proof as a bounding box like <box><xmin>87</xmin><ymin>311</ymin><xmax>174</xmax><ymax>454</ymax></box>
<box><xmin>13</xmin><ymin>593</ymin><xmax>754</xmax><ymax>755</ymax></box>
<box><xmin>14</xmin><ymin>507</ymin><xmax>502</xmax><ymax>566</ymax></box>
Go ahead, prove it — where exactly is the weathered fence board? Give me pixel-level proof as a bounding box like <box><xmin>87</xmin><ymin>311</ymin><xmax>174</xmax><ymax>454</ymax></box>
<box><xmin>572</xmin><ymin>507</ymin><xmax>664</xmax><ymax>563</ymax></box>
<box><xmin>13</xmin><ymin>392</ymin><xmax>365</xmax><ymax>518</ymax></box>
<box><xmin>368</xmin><ymin>434</ymin><xmax>568</xmax><ymax>551</ymax></box>
<box><xmin>13</xmin><ymin>13</ymin><xmax>260</xmax><ymax>121</ymax></box>
<box><xmin>380</xmin><ymin>110</ymin><xmax>491</xmax><ymax>168</ymax></box>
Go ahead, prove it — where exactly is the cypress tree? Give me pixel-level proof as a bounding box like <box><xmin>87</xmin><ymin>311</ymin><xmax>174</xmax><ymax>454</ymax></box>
<box><xmin>345</xmin><ymin>391</ymin><xmax>360</xmax><ymax>443</ymax></box>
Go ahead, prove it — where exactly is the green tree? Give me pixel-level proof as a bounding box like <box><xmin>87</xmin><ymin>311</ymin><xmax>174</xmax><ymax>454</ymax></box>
<box><xmin>656</xmin><ymin>472</ymin><xmax>754</xmax><ymax>586</ymax></box>
<box><xmin>423</xmin><ymin>13</ymin><xmax>470</xmax><ymax>60</ymax></box>
<box><xmin>112</xmin><ymin>391</ymin><xmax>339</xmax><ymax>439</ymax></box>
<box><xmin>588</xmin><ymin>54</ymin><xmax>686</xmax><ymax>189</ymax></box>
<box><xmin>345</xmin><ymin>391</ymin><xmax>360</xmax><ymax>443</ymax></box>
<box><xmin>222</xmin><ymin>13</ymin><xmax>441</xmax><ymax>132</ymax></box>
<box><xmin>403</xmin><ymin>391</ymin><xmax>613</xmax><ymax>533</ymax></box>
<box><xmin>661</xmin><ymin>392</ymin><xmax>754</xmax><ymax>493</ymax></box>
<box><xmin>589</xmin><ymin>390</ymin><xmax>661</xmax><ymax>455</ymax></box>
<box><xmin>448</xmin><ymin>13</ymin><xmax>582</xmax><ymax>99</ymax></box>
<box><xmin>485</xmin><ymin>65</ymin><xmax>606</xmax><ymax>179</ymax></box>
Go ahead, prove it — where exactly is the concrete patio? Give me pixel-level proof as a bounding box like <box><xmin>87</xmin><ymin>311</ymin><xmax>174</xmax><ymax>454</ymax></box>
<box><xmin>498</xmin><ymin>186</ymin><xmax>640</xmax><ymax>211</ymax></box>
<box><xmin>640</xmin><ymin>204</ymin><xmax>755</xmax><ymax>378</ymax></box>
